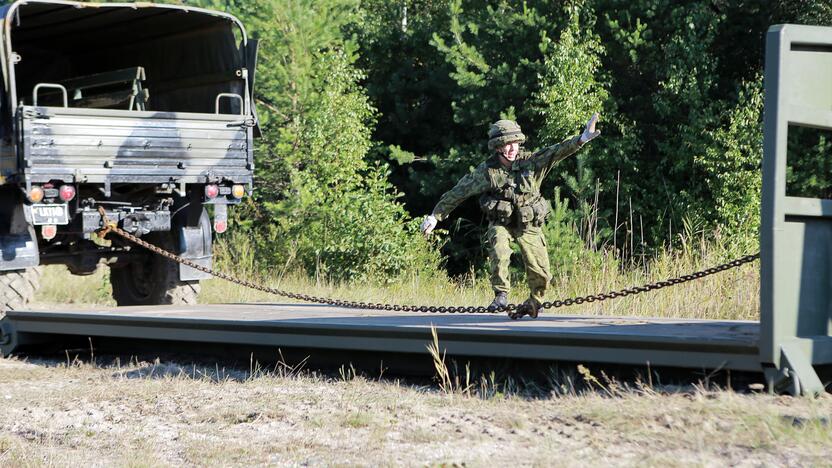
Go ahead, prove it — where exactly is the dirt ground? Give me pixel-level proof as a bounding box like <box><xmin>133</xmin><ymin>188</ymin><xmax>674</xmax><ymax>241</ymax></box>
<box><xmin>1</xmin><ymin>355</ymin><xmax>830</xmax><ymax>467</ymax></box>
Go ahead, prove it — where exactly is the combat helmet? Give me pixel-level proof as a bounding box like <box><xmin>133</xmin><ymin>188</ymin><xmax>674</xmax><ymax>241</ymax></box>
<box><xmin>488</xmin><ymin>119</ymin><xmax>526</xmax><ymax>150</ymax></box>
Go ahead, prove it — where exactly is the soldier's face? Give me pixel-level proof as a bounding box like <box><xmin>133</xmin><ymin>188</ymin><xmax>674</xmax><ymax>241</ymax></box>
<box><xmin>498</xmin><ymin>142</ymin><xmax>519</xmax><ymax>162</ymax></box>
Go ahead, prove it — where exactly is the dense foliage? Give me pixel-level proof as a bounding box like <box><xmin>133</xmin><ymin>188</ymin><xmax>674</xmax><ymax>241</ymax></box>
<box><xmin>196</xmin><ymin>0</ymin><xmax>831</xmax><ymax>281</ymax></box>
<box><xmin>197</xmin><ymin>0</ymin><xmax>439</xmax><ymax>282</ymax></box>
<box><xmin>351</xmin><ymin>0</ymin><xmax>831</xmax><ymax>269</ymax></box>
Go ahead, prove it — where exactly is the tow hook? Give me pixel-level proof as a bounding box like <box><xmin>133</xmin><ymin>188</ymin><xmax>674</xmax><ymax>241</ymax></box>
<box><xmin>122</xmin><ymin>213</ymin><xmax>152</xmax><ymax>236</ymax></box>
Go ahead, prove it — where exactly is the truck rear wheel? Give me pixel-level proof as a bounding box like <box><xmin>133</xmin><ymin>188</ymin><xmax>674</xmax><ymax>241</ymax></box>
<box><xmin>110</xmin><ymin>232</ymin><xmax>200</xmax><ymax>306</ymax></box>
<box><xmin>0</xmin><ymin>267</ymin><xmax>43</xmax><ymax>315</ymax></box>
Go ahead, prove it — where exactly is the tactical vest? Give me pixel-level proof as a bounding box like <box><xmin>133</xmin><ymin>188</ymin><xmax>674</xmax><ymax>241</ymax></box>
<box><xmin>478</xmin><ymin>154</ymin><xmax>551</xmax><ymax>228</ymax></box>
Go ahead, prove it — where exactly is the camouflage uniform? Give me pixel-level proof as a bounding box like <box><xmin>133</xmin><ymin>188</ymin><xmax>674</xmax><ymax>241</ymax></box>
<box><xmin>431</xmin><ymin>134</ymin><xmax>584</xmax><ymax>306</ymax></box>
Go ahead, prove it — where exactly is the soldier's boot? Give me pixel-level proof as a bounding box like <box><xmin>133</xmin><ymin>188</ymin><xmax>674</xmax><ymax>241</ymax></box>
<box><xmin>488</xmin><ymin>292</ymin><xmax>508</xmax><ymax>311</ymax></box>
<box><xmin>525</xmin><ymin>298</ymin><xmax>540</xmax><ymax>319</ymax></box>
<box><xmin>508</xmin><ymin>298</ymin><xmax>540</xmax><ymax>320</ymax></box>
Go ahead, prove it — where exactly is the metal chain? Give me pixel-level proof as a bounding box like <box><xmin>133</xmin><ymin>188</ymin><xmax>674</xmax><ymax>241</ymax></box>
<box><xmin>97</xmin><ymin>207</ymin><xmax>759</xmax><ymax>315</ymax></box>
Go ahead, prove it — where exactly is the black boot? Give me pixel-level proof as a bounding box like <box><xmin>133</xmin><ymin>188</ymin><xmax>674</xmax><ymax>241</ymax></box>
<box><xmin>488</xmin><ymin>292</ymin><xmax>508</xmax><ymax>311</ymax></box>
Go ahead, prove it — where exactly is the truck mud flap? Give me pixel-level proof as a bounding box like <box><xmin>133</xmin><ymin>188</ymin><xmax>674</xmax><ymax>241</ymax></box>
<box><xmin>0</xmin><ymin>202</ymin><xmax>40</xmax><ymax>271</ymax></box>
<box><xmin>0</xmin><ymin>230</ymin><xmax>39</xmax><ymax>271</ymax></box>
<box><xmin>177</xmin><ymin>209</ymin><xmax>212</xmax><ymax>281</ymax></box>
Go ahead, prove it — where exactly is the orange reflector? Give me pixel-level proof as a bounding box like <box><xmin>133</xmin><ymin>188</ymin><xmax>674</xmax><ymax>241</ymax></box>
<box><xmin>214</xmin><ymin>220</ymin><xmax>227</xmax><ymax>234</ymax></box>
<box><xmin>29</xmin><ymin>186</ymin><xmax>44</xmax><ymax>203</ymax></box>
<box><xmin>231</xmin><ymin>184</ymin><xmax>245</xmax><ymax>199</ymax></box>
<box><xmin>41</xmin><ymin>224</ymin><xmax>57</xmax><ymax>240</ymax></box>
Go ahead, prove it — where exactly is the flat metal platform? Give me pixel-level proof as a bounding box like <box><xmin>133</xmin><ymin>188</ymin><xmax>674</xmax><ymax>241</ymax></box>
<box><xmin>0</xmin><ymin>303</ymin><xmax>762</xmax><ymax>372</ymax></box>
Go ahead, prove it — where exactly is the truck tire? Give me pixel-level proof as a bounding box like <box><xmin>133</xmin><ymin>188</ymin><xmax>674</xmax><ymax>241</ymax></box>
<box><xmin>110</xmin><ymin>232</ymin><xmax>200</xmax><ymax>306</ymax></box>
<box><xmin>0</xmin><ymin>267</ymin><xmax>43</xmax><ymax>315</ymax></box>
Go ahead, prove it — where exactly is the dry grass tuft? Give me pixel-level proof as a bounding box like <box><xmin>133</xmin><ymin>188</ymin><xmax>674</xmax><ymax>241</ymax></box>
<box><xmin>427</xmin><ymin>326</ymin><xmax>473</xmax><ymax>396</ymax></box>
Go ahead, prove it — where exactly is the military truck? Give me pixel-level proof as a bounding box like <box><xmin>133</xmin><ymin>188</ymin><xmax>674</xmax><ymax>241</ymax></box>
<box><xmin>0</xmin><ymin>0</ymin><xmax>258</xmax><ymax>309</ymax></box>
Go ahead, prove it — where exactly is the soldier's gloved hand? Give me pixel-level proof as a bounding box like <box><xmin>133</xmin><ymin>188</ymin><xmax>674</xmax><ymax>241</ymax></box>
<box><xmin>421</xmin><ymin>215</ymin><xmax>437</xmax><ymax>236</ymax></box>
<box><xmin>580</xmin><ymin>113</ymin><xmax>601</xmax><ymax>144</ymax></box>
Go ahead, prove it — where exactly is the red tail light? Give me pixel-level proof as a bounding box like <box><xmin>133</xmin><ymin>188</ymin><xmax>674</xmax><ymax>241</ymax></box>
<box><xmin>213</xmin><ymin>220</ymin><xmax>227</xmax><ymax>234</ymax></box>
<box><xmin>41</xmin><ymin>225</ymin><xmax>57</xmax><ymax>240</ymax></box>
<box><xmin>205</xmin><ymin>184</ymin><xmax>219</xmax><ymax>199</ymax></box>
<box><xmin>59</xmin><ymin>185</ymin><xmax>76</xmax><ymax>201</ymax></box>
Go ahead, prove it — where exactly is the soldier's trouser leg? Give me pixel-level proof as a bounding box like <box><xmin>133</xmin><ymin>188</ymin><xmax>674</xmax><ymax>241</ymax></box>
<box><xmin>485</xmin><ymin>224</ymin><xmax>512</xmax><ymax>295</ymax></box>
<box><xmin>515</xmin><ymin>226</ymin><xmax>551</xmax><ymax>305</ymax></box>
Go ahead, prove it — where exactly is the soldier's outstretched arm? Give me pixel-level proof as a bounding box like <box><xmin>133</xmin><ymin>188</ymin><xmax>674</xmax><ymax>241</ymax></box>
<box><xmin>432</xmin><ymin>165</ymin><xmax>491</xmax><ymax>221</ymax></box>
<box><xmin>532</xmin><ymin>113</ymin><xmax>601</xmax><ymax>175</ymax></box>
<box><xmin>421</xmin><ymin>165</ymin><xmax>490</xmax><ymax>235</ymax></box>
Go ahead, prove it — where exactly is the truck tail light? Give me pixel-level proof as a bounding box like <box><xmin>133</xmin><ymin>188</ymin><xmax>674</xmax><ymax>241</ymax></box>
<box><xmin>59</xmin><ymin>185</ymin><xmax>76</xmax><ymax>201</ymax></box>
<box><xmin>231</xmin><ymin>184</ymin><xmax>245</xmax><ymax>199</ymax></box>
<box><xmin>41</xmin><ymin>225</ymin><xmax>57</xmax><ymax>240</ymax></box>
<box><xmin>204</xmin><ymin>184</ymin><xmax>219</xmax><ymax>199</ymax></box>
<box><xmin>213</xmin><ymin>220</ymin><xmax>227</xmax><ymax>234</ymax></box>
<box><xmin>28</xmin><ymin>186</ymin><xmax>44</xmax><ymax>203</ymax></box>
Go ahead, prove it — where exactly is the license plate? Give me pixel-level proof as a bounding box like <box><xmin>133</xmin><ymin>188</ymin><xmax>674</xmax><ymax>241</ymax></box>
<box><xmin>31</xmin><ymin>204</ymin><xmax>69</xmax><ymax>225</ymax></box>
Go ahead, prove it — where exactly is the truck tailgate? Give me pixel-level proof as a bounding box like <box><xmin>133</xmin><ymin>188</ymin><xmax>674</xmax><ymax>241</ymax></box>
<box><xmin>18</xmin><ymin>106</ymin><xmax>253</xmax><ymax>184</ymax></box>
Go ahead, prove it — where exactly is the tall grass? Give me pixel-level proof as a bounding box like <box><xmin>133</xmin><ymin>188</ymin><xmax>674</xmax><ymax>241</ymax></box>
<box><xmin>200</xmin><ymin>229</ymin><xmax>759</xmax><ymax>320</ymax></box>
<box><xmin>32</xmin><ymin>228</ymin><xmax>759</xmax><ymax>321</ymax></box>
<box><xmin>35</xmin><ymin>265</ymin><xmax>114</xmax><ymax>307</ymax></box>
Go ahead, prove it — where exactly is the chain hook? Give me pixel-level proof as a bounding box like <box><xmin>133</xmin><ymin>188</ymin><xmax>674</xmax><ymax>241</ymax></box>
<box><xmin>96</xmin><ymin>206</ymin><xmax>117</xmax><ymax>238</ymax></box>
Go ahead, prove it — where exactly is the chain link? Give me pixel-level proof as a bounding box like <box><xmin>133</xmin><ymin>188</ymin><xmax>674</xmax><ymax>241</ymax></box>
<box><xmin>97</xmin><ymin>207</ymin><xmax>759</xmax><ymax>315</ymax></box>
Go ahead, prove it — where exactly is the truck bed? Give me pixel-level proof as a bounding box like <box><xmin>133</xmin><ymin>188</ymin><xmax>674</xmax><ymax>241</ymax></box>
<box><xmin>15</xmin><ymin>106</ymin><xmax>253</xmax><ymax>185</ymax></box>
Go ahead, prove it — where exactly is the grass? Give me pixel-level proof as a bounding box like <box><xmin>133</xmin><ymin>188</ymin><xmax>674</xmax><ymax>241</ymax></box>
<box><xmin>11</xmin><ymin>232</ymin><xmax>790</xmax><ymax>465</ymax></box>
<box><xmin>205</xmin><ymin>229</ymin><xmax>760</xmax><ymax>321</ymax></box>
<box><xmin>0</xmin><ymin>356</ymin><xmax>830</xmax><ymax>466</ymax></box>
<box><xmin>341</xmin><ymin>412</ymin><xmax>373</xmax><ymax>429</ymax></box>
<box><xmin>34</xmin><ymin>265</ymin><xmax>115</xmax><ymax>308</ymax></box>
<box><xmin>32</xmin><ymin>232</ymin><xmax>760</xmax><ymax>321</ymax></box>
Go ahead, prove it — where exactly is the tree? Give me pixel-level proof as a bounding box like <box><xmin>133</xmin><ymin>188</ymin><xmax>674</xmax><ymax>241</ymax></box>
<box><xmin>204</xmin><ymin>0</ymin><xmax>440</xmax><ymax>281</ymax></box>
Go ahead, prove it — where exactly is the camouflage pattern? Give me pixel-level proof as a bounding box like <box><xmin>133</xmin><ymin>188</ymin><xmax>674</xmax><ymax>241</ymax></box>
<box><xmin>431</xmin><ymin>134</ymin><xmax>584</xmax><ymax>300</ymax></box>
<box><xmin>432</xmin><ymin>134</ymin><xmax>583</xmax><ymax>222</ymax></box>
<box><xmin>487</xmin><ymin>119</ymin><xmax>526</xmax><ymax>150</ymax></box>
<box><xmin>486</xmin><ymin>224</ymin><xmax>549</xmax><ymax>304</ymax></box>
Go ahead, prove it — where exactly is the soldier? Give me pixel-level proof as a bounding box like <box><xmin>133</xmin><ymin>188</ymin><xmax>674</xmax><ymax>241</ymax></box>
<box><xmin>421</xmin><ymin>114</ymin><xmax>600</xmax><ymax>319</ymax></box>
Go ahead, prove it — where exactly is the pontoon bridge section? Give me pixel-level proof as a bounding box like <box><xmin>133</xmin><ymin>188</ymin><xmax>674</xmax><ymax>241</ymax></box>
<box><xmin>2</xmin><ymin>25</ymin><xmax>831</xmax><ymax>395</ymax></box>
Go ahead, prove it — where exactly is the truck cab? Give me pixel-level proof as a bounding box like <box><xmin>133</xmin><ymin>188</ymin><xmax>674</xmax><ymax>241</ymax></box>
<box><xmin>0</xmin><ymin>0</ymin><xmax>258</xmax><ymax>308</ymax></box>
